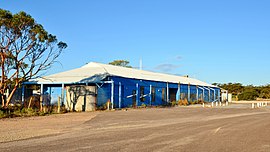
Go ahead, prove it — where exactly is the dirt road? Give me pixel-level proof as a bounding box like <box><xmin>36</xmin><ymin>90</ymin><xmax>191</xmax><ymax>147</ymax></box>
<box><xmin>1</xmin><ymin>105</ymin><xmax>270</xmax><ymax>152</ymax></box>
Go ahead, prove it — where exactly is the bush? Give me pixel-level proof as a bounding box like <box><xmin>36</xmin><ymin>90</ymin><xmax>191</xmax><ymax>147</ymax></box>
<box><xmin>0</xmin><ymin>110</ymin><xmax>7</xmax><ymax>118</ymax></box>
<box><xmin>178</xmin><ymin>99</ymin><xmax>189</xmax><ymax>106</ymax></box>
<box><xmin>141</xmin><ymin>103</ymin><xmax>147</xmax><ymax>108</ymax></box>
<box><xmin>238</xmin><ymin>91</ymin><xmax>259</xmax><ymax>101</ymax></box>
<box><xmin>189</xmin><ymin>100</ymin><xmax>197</xmax><ymax>105</ymax></box>
<box><xmin>171</xmin><ymin>101</ymin><xmax>177</xmax><ymax>107</ymax></box>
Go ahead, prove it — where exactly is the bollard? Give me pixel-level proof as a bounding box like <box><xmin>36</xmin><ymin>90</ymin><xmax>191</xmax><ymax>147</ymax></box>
<box><xmin>226</xmin><ymin>102</ymin><xmax>228</xmax><ymax>106</ymax></box>
<box><xmin>216</xmin><ymin>102</ymin><xmax>218</xmax><ymax>106</ymax></box>
<box><xmin>212</xmin><ymin>102</ymin><xmax>214</xmax><ymax>107</ymax></box>
<box><xmin>202</xmin><ymin>103</ymin><xmax>205</xmax><ymax>107</ymax></box>
<box><xmin>219</xmin><ymin>102</ymin><xmax>222</xmax><ymax>106</ymax></box>
<box><xmin>252</xmin><ymin>103</ymin><xmax>254</xmax><ymax>109</ymax></box>
<box><xmin>257</xmin><ymin>103</ymin><xmax>260</xmax><ymax>108</ymax></box>
<box><xmin>107</xmin><ymin>101</ymin><xmax>110</xmax><ymax>110</ymax></box>
<box><xmin>57</xmin><ymin>96</ymin><xmax>61</xmax><ymax>113</ymax></box>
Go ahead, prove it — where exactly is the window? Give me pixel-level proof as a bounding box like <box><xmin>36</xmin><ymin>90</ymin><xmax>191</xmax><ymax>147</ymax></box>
<box><xmin>162</xmin><ymin>88</ymin><xmax>166</xmax><ymax>102</ymax></box>
<box><xmin>151</xmin><ymin>87</ymin><xmax>155</xmax><ymax>102</ymax></box>
<box><xmin>140</xmin><ymin>86</ymin><xmax>145</xmax><ymax>102</ymax></box>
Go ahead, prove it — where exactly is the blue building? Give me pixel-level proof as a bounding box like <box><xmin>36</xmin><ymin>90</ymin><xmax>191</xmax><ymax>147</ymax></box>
<box><xmin>26</xmin><ymin>62</ymin><xmax>220</xmax><ymax>111</ymax></box>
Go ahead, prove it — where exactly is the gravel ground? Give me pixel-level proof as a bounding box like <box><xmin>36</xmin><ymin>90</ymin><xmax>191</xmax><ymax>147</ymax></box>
<box><xmin>0</xmin><ymin>112</ymin><xmax>97</xmax><ymax>142</ymax></box>
<box><xmin>0</xmin><ymin>104</ymin><xmax>270</xmax><ymax>152</ymax></box>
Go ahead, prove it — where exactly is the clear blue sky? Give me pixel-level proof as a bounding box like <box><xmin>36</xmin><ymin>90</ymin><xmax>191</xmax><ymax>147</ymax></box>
<box><xmin>1</xmin><ymin>0</ymin><xmax>269</xmax><ymax>86</ymax></box>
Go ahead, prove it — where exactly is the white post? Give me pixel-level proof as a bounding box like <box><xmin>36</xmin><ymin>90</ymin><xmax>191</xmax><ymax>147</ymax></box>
<box><xmin>166</xmin><ymin>82</ymin><xmax>169</xmax><ymax>103</ymax></box>
<box><xmin>209</xmin><ymin>87</ymin><xmax>211</xmax><ymax>102</ymax></box>
<box><xmin>202</xmin><ymin>102</ymin><xmax>205</xmax><ymax>107</ymax></box>
<box><xmin>196</xmin><ymin>86</ymin><xmax>199</xmax><ymax>101</ymax></box>
<box><xmin>149</xmin><ymin>85</ymin><xmax>152</xmax><ymax>106</ymax></box>
<box><xmin>111</xmin><ymin>80</ymin><xmax>114</xmax><ymax>109</ymax></box>
<box><xmin>61</xmin><ymin>83</ymin><xmax>65</xmax><ymax>106</ymax></box>
<box><xmin>178</xmin><ymin>82</ymin><xmax>181</xmax><ymax>101</ymax></box>
<box><xmin>188</xmin><ymin>84</ymin><xmax>190</xmax><ymax>103</ymax></box>
<box><xmin>107</xmin><ymin>101</ymin><xmax>110</xmax><ymax>110</ymax></box>
<box><xmin>40</xmin><ymin>84</ymin><xmax>44</xmax><ymax>111</ymax></box>
<box><xmin>119</xmin><ymin>82</ymin><xmax>121</xmax><ymax>109</ymax></box>
<box><xmin>219</xmin><ymin>101</ymin><xmax>221</xmax><ymax>106</ymax></box>
<box><xmin>252</xmin><ymin>103</ymin><xmax>254</xmax><ymax>108</ymax></box>
<box><xmin>136</xmin><ymin>83</ymin><xmax>139</xmax><ymax>107</ymax></box>
<box><xmin>212</xmin><ymin>102</ymin><xmax>214</xmax><ymax>107</ymax></box>
<box><xmin>22</xmin><ymin>85</ymin><xmax>25</xmax><ymax>104</ymax></box>
<box><xmin>216</xmin><ymin>101</ymin><xmax>218</xmax><ymax>106</ymax></box>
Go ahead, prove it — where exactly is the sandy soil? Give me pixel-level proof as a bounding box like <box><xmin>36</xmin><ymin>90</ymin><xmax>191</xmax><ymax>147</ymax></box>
<box><xmin>0</xmin><ymin>112</ymin><xmax>97</xmax><ymax>142</ymax></box>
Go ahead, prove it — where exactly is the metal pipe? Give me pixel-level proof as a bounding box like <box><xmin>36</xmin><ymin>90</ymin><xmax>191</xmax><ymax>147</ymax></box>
<box><xmin>61</xmin><ymin>83</ymin><xmax>65</xmax><ymax>106</ymax></box>
<box><xmin>209</xmin><ymin>88</ymin><xmax>216</xmax><ymax>102</ymax></box>
<box><xmin>198</xmin><ymin>86</ymin><xmax>204</xmax><ymax>101</ymax></box>
<box><xmin>188</xmin><ymin>84</ymin><xmax>190</xmax><ymax>102</ymax></box>
<box><xmin>149</xmin><ymin>85</ymin><xmax>152</xmax><ymax>106</ymax></box>
<box><xmin>178</xmin><ymin>82</ymin><xmax>181</xmax><ymax>100</ymax></box>
<box><xmin>40</xmin><ymin>84</ymin><xmax>44</xmax><ymax>95</ymax></box>
<box><xmin>196</xmin><ymin>86</ymin><xmax>199</xmax><ymax>101</ymax></box>
<box><xmin>21</xmin><ymin>85</ymin><xmax>25</xmax><ymax>104</ymax></box>
<box><xmin>119</xmin><ymin>82</ymin><xmax>121</xmax><ymax>109</ymax></box>
<box><xmin>203</xmin><ymin>87</ymin><xmax>210</xmax><ymax>102</ymax></box>
<box><xmin>166</xmin><ymin>82</ymin><xmax>169</xmax><ymax>103</ymax></box>
<box><xmin>136</xmin><ymin>83</ymin><xmax>139</xmax><ymax>107</ymax></box>
<box><xmin>111</xmin><ymin>80</ymin><xmax>114</xmax><ymax>109</ymax></box>
<box><xmin>209</xmin><ymin>87</ymin><xmax>211</xmax><ymax>102</ymax></box>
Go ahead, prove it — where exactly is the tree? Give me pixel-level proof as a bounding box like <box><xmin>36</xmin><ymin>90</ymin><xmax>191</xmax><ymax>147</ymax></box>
<box><xmin>0</xmin><ymin>9</ymin><xmax>67</xmax><ymax>107</ymax></box>
<box><xmin>238</xmin><ymin>86</ymin><xmax>259</xmax><ymax>101</ymax></box>
<box><xmin>214</xmin><ymin>83</ymin><xmax>244</xmax><ymax>95</ymax></box>
<box><xmin>109</xmin><ymin>60</ymin><xmax>132</xmax><ymax>68</ymax></box>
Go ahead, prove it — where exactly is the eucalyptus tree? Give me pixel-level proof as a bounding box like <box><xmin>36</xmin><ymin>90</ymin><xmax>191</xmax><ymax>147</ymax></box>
<box><xmin>109</xmin><ymin>60</ymin><xmax>132</xmax><ymax>68</ymax></box>
<box><xmin>0</xmin><ymin>9</ymin><xmax>67</xmax><ymax>107</ymax></box>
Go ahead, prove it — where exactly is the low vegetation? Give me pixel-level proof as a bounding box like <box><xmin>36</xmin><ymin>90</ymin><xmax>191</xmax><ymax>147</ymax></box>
<box><xmin>213</xmin><ymin>83</ymin><xmax>270</xmax><ymax>101</ymax></box>
<box><xmin>0</xmin><ymin>104</ymin><xmax>66</xmax><ymax>118</ymax></box>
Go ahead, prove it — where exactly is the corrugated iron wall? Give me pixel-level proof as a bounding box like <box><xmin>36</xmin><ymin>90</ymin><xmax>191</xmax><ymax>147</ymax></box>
<box><xmin>95</xmin><ymin>76</ymin><xmax>221</xmax><ymax>109</ymax></box>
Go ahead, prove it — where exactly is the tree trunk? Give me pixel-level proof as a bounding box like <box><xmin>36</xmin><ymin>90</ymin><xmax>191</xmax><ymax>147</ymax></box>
<box><xmin>5</xmin><ymin>86</ymin><xmax>18</xmax><ymax>107</ymax></box>
<box><xmin>1</xmin><ymin>94</ymin><xmax>5</xmax><ymax>107</ymax></box>
<box><xmin>28</xmin><ymin>96</ymin><xmax>33</xmax><ymax>109</ymax></box>
<box><xmin>40</xmin><ymin>95</ymin><xmax>43</xmax><ymax>112</ymax></box>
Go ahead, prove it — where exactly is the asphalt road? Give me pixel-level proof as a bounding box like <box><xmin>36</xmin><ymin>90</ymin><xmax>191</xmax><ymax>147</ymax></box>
<box><xmin>1</xmin><ymin>106</ymin><xmax>270</xmax><ymax>152</ymax></box>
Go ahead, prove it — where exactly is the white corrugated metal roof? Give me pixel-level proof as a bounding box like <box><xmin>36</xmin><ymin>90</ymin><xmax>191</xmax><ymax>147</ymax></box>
<box><xmin>29</xmin><ymin>62</ymin><xmax>217</xmax><ymax>87</ymax></box>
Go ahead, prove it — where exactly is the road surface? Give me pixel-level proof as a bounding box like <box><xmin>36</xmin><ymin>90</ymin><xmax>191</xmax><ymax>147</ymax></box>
<box><xmin>0</xmin><ymin>105</ymin><xmax>270</xmax><ymax>152</ymax></box>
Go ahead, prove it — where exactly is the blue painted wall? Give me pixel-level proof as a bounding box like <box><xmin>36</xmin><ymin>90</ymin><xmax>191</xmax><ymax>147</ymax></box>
<box><xmin>96</xmin><ymin>76</ymin><xmax>220</xmax><ymax>108</ymax></box>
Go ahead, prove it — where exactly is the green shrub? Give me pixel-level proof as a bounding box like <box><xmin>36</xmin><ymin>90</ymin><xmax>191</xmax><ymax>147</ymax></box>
<box><xmin>238</xmin><ymin>91</ymin><xmax>259</xmax><ymax>101</ymax></box>
<box><xmin>0</xmin><ymin>110</ymin><xmax>6</xmax><ymax>118</ymax></box>
<box><xmin>141</xmin><ymin>103</ymin><xmax>147</xmax><ymax>108</ymax></box>
<box><xmin>171</xmin><ymin>101</ymin><xmax>177</xmax><ymax>107</ymax></box>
